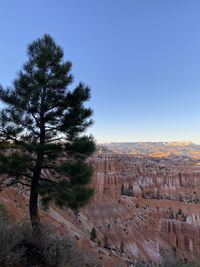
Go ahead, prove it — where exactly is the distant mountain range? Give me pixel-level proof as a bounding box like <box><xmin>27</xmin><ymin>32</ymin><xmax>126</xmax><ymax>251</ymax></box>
<box><xmin>98</xmin><ymin>142</ymin><xmax>200</xmax><ymax>158</ymax></box>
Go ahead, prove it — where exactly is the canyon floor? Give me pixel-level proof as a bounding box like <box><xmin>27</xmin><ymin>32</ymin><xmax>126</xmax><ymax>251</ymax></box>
<box><xmin>1</xmin><ymin>153</ymin><xmax>200</xmax><ymax>266</ymax></box>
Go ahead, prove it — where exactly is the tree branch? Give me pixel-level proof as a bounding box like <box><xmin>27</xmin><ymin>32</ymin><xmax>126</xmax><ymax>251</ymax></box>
<box><xmin>45</xmin><ymin>137</ymin><xmax>63</xmax><ymax>143</ymax></box>
<box><xmin>39</xmin><ymin>177</ymin><xmax>58</xmax><ymax>185</ymax></box>
<box><xmin>0</xmin><ymin>179</ymin><xmax>31</xmax><ymax>191</ymax></box>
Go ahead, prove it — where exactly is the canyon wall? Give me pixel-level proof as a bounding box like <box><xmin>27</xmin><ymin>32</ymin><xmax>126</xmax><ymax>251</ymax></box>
<box><xmin>1</xmin><ymin>154</ymin><xmax>200</xmax><ymax>266</ymax></box>
<box><xmin>87</xmin><ymin>154</ymin><xmax>200</xmax><ymax>265</ymax></box>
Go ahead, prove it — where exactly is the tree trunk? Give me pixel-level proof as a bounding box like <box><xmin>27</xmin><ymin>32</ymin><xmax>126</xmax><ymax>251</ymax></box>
<box><xmin>29</xmin><ymin>173</ymin><xmax>41</xmax><ymax>237</ymax></box>
<box><xmin>29</xmin><ymin>87</ymin><xmax>46</xmax><ymax>237</ymax></box>
<box><xmin>29</xmin><ymin>153</ymin><xmax>43</xmax><ymax>237</ymax></box>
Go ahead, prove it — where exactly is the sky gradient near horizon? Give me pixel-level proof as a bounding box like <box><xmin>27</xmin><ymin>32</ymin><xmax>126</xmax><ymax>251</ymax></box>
<box><xmin>1</xmin><ymin>1</ymin><xmax>200</xmax><ymax>143</ymax></box>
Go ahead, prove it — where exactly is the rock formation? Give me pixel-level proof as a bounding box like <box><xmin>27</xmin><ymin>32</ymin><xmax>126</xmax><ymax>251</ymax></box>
<box><xmin>1</xmin><ymin>153</ymin><xmax>200</xmax><ymax>266</ymax></box>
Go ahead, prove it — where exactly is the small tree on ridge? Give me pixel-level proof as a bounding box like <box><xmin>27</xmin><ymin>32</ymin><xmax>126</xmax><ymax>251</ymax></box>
<box><xmin>90</xmin><ymin>227</ymin><xmax>97</xmax><ymax>241</ymax></box>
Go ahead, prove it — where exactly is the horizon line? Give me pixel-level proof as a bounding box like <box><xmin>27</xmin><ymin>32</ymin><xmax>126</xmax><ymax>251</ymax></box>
<box><xmin>96</xmin><ymin>140</ymin><xmax>199</xmax><ymax>145</ymax></box>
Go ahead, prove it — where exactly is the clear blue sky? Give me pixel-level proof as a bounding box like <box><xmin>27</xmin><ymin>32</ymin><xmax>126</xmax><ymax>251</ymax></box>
<box><xmin>1</xmin><ymin>0</ymin><xmax>200</xmax><ymax>143</ymax></box>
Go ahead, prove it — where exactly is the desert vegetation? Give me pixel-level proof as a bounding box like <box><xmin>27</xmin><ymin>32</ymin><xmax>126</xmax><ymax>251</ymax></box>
<box><xmin>0</xmin><ymin>217</ymin><xmax>102</xmax><ymax>267</ymax></box>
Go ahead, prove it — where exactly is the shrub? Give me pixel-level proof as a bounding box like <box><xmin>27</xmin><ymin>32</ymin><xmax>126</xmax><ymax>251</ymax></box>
<box><xmin>163</xmin><ymin>258</ymin><xmax>200</xmax><ymax>267</ymax></box>
<box><xmin>23</xmin><ymin>227</ymin><xmax>72</xmax><ymax>267</ymax></box>
<box><xmin>0</xmin><ymin>203</ymin><xmax>11</xmax><ymax>223</ymax></box>
<box><xmin>0</xmin><ymin>221</ymin><xmax>27</xmax><ymax>267</ymax></box>
<box><xmin>0</xmin><ymin>220</ymin><xmax>102</xmax><ymax>267</ymax></box>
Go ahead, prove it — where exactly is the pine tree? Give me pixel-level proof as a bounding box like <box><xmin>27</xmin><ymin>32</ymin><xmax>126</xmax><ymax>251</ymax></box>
<box><xmin>90</xmin><ymin>227</ymin><xmax>97</xmax><ymax>241</ymax></box>
<box><xmin>0</xmin><ymin>34</ymin><xmax>96</xmax><ymax>236</ymax></box>
<box><xmin>120</xmin><ymin>241</ymin><xmax>124</xmax><ymax>255</ymax></box>
<box><xmin>97</xmin><ymin>239</ymin><xmax>101</xmax><ymax>247</ymax></box>
<box><xmin>103</xmin><ymin>234</ymin><xmax>109</xmax><ymax>249</ymax></box>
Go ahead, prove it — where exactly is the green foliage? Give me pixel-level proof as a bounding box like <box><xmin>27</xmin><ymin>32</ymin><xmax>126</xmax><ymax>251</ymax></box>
<box><xmin>40</xmin><ymin>182</ymin><xmax>94</xmax><ymax>210</ymax></box>
<box><xmin>90</xmin><ymin>227</ymin><xmax>97</xmax><ymax>241</ymax></box>
<box><xmin>0</xmin><ymin>152</ymin><xmax>33</xmax><ymax>177</ymax></box>
<box><xmin>60</xmin><ymin>160</ymin><xmax>93</xmax><ymax>186</ymax></box>
<box><xmin>0</xmin><ymin>203</ymin><xmax>11</xmax><ymax>223</ymax></box>
<box><xmin>65</xmin><ymin>135</ymin><xmax>96</xmax><ymax>159</ymax></box>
